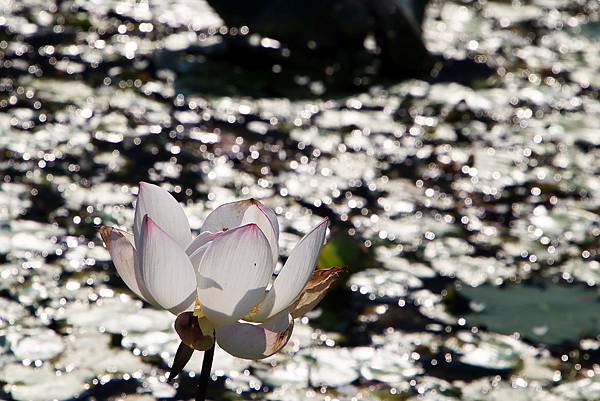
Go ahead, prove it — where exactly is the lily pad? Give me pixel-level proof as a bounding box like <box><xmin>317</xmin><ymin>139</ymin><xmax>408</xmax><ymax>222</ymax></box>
<box><xmin>459</xmin><ymin>279</ymin><xmax>600</xmax><ymax>346</ymax></box>
<box><xmin>462</xmin><ymin>379</ymin><xmax>562</xmax><ymax>401</ymax></box>
<box><xmin>60</xmin><ymin>298</ymin><xmax>172</xmax><ymax>334</ymax></box>
<box><xmin>553</xmin><ymin>377</ymin><xmax>600</xmax><ymax>401</ymax></box>
<box><xmin>1</xmin><ymin>365</ymin><xmax>88</xmax><ymax>401</ymax></box>
<box><xmin>359</xmin><ymin>347</ymin><xmax>423</xmax><ymax>384</ymax></box>
<box><xmin>348</xmin><ymin>269</ymin><xmax>421</xmax><ymax>300</ymax></box>
<box><xmin>7</xmin><ymin>328</ymin><xmax>65</xmax><ymax>362</ymax></box>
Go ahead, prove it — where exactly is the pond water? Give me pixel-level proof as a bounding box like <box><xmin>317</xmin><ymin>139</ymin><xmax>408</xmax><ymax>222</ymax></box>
<box><xmin>1</xmin><ymin>0</ymin><xmax>600</xmax><ymax>400</ymax></box>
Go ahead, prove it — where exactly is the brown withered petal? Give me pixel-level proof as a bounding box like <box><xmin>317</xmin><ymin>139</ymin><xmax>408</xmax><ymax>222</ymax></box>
<box><xmin>289</xmin><ymin>267</ymin><xmax>346</xmax><ymax>319</ymax></box>
<box><xmin>175</xmin><ymin>312</ymin><xmax>215</xmax><ymax>351</ymax></box>
<box><xmin>166</xmin><ymin>341</ymin><xmax>194</xmax><ymax>383</ymax></box>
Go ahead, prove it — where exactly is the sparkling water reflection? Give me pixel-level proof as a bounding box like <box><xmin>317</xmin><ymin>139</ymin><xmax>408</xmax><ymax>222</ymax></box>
<box><xmin>1</xmin><ymin>0</ymin><xmax>600</xmax><ymax>400</ymax></box>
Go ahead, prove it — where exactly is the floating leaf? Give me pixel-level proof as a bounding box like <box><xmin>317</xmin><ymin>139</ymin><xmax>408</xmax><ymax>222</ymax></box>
<box><xmin>459</xmin><ymin>280</ymin><xmax>600</xmax><ymax>346</ymax></box>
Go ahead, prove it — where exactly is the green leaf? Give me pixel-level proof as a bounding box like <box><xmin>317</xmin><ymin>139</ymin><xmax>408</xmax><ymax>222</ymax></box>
<box><xmin>459</xmin><ymin>279</ymin><xmax>600</xmax><ymax>346</ymax></box>
<box><xmin>318</xmin><ymin>233</ymin><xmax>363</xmax><ymax>270</ymax></box>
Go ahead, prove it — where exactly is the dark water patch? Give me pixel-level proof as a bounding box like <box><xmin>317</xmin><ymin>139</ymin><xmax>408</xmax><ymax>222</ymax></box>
<box><xmin>421</xmin><ymin>350</ymin><xmax>514</xmax><ymax>382</ymax></box>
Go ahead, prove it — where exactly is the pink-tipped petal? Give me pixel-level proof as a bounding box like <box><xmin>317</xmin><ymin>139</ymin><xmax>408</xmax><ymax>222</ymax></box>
<box><xmin>133</xmin><ymin>182</ymin><xmax>192</xmax><ymax>251</ymax></box>
<box><xmin>99</xmin><ymin>226</ymin><xmax>146</xmax><ymax>302</ymax></box>
<box><xmin>139</xmin><ymin>216</ymin><xmax>196</xmax><ymax>314</ymax></box>
<box><xmin>241</xmin><ymin>204</ymin><xmax>279</xmax><ymax>267</ymax></box>
<box><xmin>200</xmin><ymin>199</ymin><xmax>279</xmax><ymax>265</ymax></box>
<box><xmin>195</xmin><ymin>224</ymin><xmax>273</xmax><ymax>327</ymax></box>
<box><xmin>216</xmin><ymin>312</ymin><xmax>294</xmax><ymax>360</ymax></box>
<box><xmin>250</xmin><ymin>218</ymin><xmax>329</xmax><ymax>322</ymax></box>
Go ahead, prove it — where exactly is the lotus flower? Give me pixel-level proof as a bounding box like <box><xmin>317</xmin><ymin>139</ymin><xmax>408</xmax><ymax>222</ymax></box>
<box><xmin>99</xmin><ymin>182</ymin><xmax>344</xmax><ymax>362</ymax></box>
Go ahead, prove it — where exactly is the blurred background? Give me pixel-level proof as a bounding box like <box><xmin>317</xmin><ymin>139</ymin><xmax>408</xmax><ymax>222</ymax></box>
<box><xmin>1</xmin><ymin>0</ymin><xmax>600</xmax><ymax>400</ymax></box>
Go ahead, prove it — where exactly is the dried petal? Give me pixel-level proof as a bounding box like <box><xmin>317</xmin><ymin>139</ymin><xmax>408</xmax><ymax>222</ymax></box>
<box><xmin>174</xmin><ymin>312</ymin><xmax>215</xmax><ymax>351</ymax></box>
<box><xmin>290</xmin><ymin>267</ymin><xmax>346</xmax><ymax>319</ymax></box>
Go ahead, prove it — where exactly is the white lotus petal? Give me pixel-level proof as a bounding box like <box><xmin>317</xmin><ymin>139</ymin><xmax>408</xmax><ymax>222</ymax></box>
<box><xmin>133</xmin><ymin>182</ymin><xmax>192</xmax><ymax>250</ymax></box>
<box><xmin>196</xmin><ymin>224</ymin><xmax>273</xmax><ymax>326</ymax></box>
<box><xmin>250</xmin><ymin>218</ymin><xmax>328</xmax><ymax>321</ymax></box>
<box><xmin>188</xmin><ymin>242</ymin><xmax>212</xmax><ymax>270</ymax></box>
<box><xmin>216</xmin><ymin>311</ymin><xmax>294</xmax><ymax>360</ymax></box>
<box><xmin>200</xmin><ymin>199</ymin><xmax>279</xmax><ymax>263</ymax></box>
<box><xmin>186</xmin><ymin>231</ymin><xmax>221</xmax><ymax>255</ymax></box>
<box><xmin>241</xmin><ymin>204</ymin><xmax>279</xmax><ymax>266</ymax></box>
<box><xmin>99</xmin><ymin>226</ymin><xmax>146</xmax><ymax>302</ymax></box>
<box><xmin>139</xmin><ymin>216</ymin><xmax>196</xmax><ymax>314</ymax></box>
<box><xmin>186</xmin><ymin>231</ymin><xmax>222</xmax><ymax>268</ymax></box>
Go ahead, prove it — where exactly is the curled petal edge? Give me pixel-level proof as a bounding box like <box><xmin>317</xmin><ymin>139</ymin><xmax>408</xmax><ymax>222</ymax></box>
<box><xmin>289</xmin><ymin>266</ymin><xmax>346</xmax><ymax>319</ymax></box>
<box><xmin>216</xmin><ymin>312</ymin><xmax>294</xmax><ymax>360</ymax></box>
<box><xmin>99</xmin><ymin>226</ymin><xmax>147</xmax><ymax>302</ymax></box>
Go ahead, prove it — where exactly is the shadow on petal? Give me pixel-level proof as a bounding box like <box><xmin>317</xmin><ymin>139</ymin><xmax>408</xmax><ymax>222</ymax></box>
<box><xmin>196</xmin><ymin>275</ymin><xmax>224</xmax><ymax>290</ymax></box>
<box><xmin>169</xmin><ymin>291</ymin><xmax>201</xmax><ymax>316</ymax></box>
<box><xmin>216</xmin><ymin>313</ymin><xmax>294</xmax><ymax>360</ymax></box>
<box><xmin>195</xmin><ymin>224</ymin><xmax>273</xmax><ymax>326</ymax></box>
<box><xmin>200</xmin><ymin>286</ymin><xmax>268</xmax><ymax>326</ymax></box>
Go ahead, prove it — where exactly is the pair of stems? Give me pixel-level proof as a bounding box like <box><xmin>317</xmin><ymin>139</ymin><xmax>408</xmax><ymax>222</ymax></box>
<box><xmin>195</xmin><ymin>343</ymin><xmax>215</xmax><ymax>401</ymax></box>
